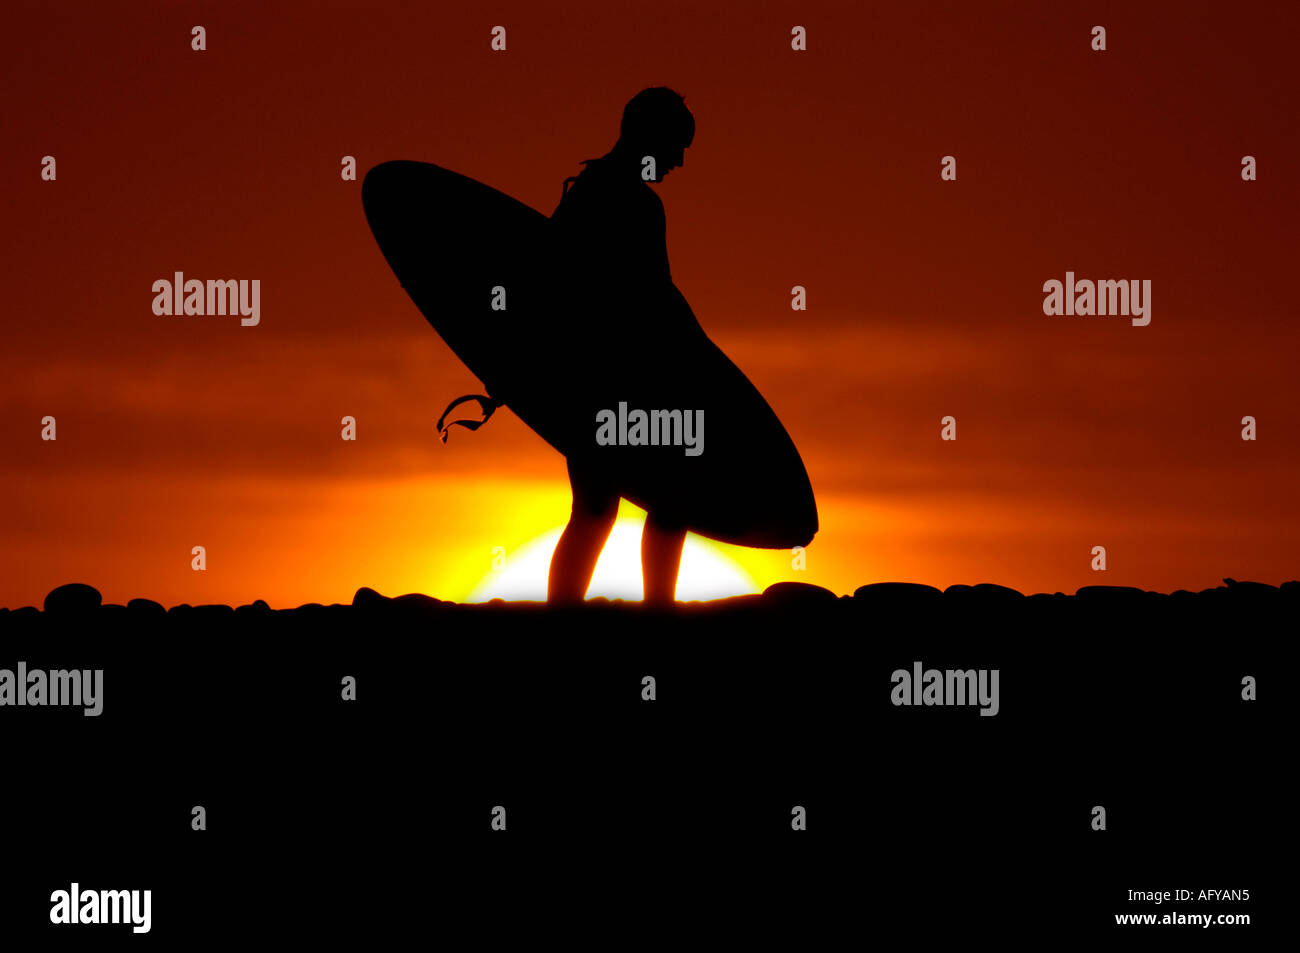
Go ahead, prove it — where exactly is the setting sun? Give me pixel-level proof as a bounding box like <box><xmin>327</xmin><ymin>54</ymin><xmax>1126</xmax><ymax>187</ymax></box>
<box><xmin>468</xmin><ymin>511</ymin><xmax>759</xmax><ymax>602</ymax></box>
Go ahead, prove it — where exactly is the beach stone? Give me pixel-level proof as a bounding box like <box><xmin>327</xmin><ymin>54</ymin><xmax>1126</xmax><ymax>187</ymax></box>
<box><xmin>1074</xmin><ymin>585</ymin><xmax>1147</xmax><ymax>600</ymax></box>
<box><xmin>44</xmin><ymin>583</ymin><xmax>102</xmax><ymax>614</ymax></box>
<box><xmin>763</xmin><ymin>581</ymin><xmax>838</xmax><ymax>604</ymax></box>
<box><xmin>353</xmin><ymin>587</ymin><xmax>391</xmax><ymax>609</ymax></box>
<box><xmin>1221</xmin><ymin>580</ymin><xmax>1278</xmax><ymax>595</ymax></box>
<box><xmin>393</xmin><ymin>593</ymin><xmax>442</xmax><ymax>611</ymax></box>
<box><xmin>944</xmin><ymin>583</ymin><xmax>1025</xmax><ymax>603</ymax></box>
<box><xmin>852</xmin><ymin>582</ymin><xmax>942</xmax><ymax>604</ymax></box>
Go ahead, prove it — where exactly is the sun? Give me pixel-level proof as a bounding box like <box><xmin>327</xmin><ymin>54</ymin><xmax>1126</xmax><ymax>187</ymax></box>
<box><xmin>467</xmin><ymin>511</ymin><xmax>759</xmax><ymax>602</ymax></box>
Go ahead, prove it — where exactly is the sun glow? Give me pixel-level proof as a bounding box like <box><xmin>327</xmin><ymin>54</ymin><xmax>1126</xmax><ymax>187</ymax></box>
<box><xmin>468</xmin><ymin>513</ymin><xmax>760</xmax><ymax>602</ymax></box>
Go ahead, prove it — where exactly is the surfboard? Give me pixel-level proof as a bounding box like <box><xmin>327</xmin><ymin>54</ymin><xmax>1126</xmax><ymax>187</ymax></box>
<box><xmin>362</xmin><ymin>160</ymin><xmax>817</xmax><ymax>549</ymax></box>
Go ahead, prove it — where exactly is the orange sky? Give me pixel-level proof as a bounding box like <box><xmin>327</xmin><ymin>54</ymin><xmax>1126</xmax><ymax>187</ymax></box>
<box><xmin>2</xmin><ymin>0</ymin><xmax>1297</xmax><ymax>607</ymax></box>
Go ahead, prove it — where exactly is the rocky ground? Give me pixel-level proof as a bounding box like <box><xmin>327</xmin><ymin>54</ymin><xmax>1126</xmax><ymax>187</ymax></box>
<box><xmin>0</xmin><ymin>578</ymin><xmax>1285</xmax><ymax>940</ymax></box>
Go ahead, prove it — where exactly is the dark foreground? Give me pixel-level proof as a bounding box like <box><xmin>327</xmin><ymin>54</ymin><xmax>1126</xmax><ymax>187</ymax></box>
<box><xmin>0</xmin><ymin>580</ymin><xmax>1287</xmax><ymax>942</ymax></box>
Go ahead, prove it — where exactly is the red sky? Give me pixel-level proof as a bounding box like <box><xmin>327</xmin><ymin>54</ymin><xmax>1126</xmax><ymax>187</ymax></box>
<box><xmin>2</xmin><ymin>0</ymin><xmax>1297</xmax><ymax>607</ymax></box>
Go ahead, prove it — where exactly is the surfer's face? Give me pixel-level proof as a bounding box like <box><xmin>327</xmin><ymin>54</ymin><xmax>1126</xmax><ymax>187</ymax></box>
<box><xmin>656</xmin><ymin>143</ymin><xmax>688</xmax><ymax>180</ymax></box>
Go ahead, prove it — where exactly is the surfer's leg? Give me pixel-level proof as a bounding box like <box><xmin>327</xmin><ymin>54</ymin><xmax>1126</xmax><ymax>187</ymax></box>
<box><xmin>548</xmin><ymin>460</ymin><xmax>619</xmax><ymax>604</ymax></box>
<box><xmin>642</xmin><ymin>511</ymin><xmax>687</xmax><ymax>605</ymax></box>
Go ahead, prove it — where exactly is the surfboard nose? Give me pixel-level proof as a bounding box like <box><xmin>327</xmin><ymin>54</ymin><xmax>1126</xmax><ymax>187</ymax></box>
<box><xmin>363</xmin><ymin>159</ymin><xmax>425</xmax><ymax>190</ymax></box>
<box><xmin>363</xmin><ymin>160</ymin><xmax>437</xmax><ymax>218</ymax></box>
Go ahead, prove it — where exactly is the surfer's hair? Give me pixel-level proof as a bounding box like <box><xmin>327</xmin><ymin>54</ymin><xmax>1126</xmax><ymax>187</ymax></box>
<box><xmin>620</xmin><ymin>87</ymin><xmax>695</xmax><ymax>149</ymax></box>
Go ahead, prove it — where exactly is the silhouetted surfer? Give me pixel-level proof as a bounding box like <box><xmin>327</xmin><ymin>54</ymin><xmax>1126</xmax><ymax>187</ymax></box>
<box><xmin>548</xmin><ymin>87</ymin><xmax>696</xmax><ymax>605</ymax></box>
<box><xmin>362</xmin><ymin>89</ymin><xmax>816</xmax><ymax>607</ymax></box>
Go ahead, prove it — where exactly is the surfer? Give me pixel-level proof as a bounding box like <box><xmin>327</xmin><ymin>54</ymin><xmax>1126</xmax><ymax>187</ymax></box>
<box><xmin>361</xmin><ymin>90</ymin><xmax>816</xmax><ymax>607</ymax></box>
<box><xmin>547</xmin><ymin>87</ymin><xmax>696</xmax><ymax>605</ymax></box>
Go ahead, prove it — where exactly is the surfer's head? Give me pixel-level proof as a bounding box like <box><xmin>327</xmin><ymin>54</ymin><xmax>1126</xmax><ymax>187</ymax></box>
<box><xmin>616</xmin><ymin>86</ymin><xmax>694</xmax><ymax>181</ymax></box>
